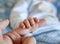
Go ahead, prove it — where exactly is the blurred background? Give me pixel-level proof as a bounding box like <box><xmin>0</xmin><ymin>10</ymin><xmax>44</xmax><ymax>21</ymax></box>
<box><xmin>0</xmin><ymin>0</ymin><xmax>16</xmax><ymax>19</ymax></box>
<box><xmin>0</xmin><ymin>0</ymin><xmax>60</xmax><ymax>20</ymax></box>
<box><xmin>0</xmin><ymin>0</ymin><xmax>16</xmax><ymax>33</ymax></box>
<box><xmin>0</xmin><ymin>0</ymin><xmax>60</xmax><ymax>33</ymax></box>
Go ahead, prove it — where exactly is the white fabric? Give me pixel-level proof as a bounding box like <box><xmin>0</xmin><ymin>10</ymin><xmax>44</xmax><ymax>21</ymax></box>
<box><xmin>10</xmin><ymin>0</ymin><xmax>60</xmax><ymax>44</ymax></box>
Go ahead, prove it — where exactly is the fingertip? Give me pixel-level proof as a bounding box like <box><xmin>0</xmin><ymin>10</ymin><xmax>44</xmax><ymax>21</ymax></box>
<box><xmin>23</xmin><ymin>19</ymin><xmax>31</xmax><ymax>28</ymax></box>
<box><xmin>33</xmin><ymin>17</ymin><xmax>39</xmax><ymax>23</ymax></box>
<box><xmin>39</xmin><ymin>19</ymin><xmax>46</xmax><ymax>23</ymax></box>
<box><xmin>0</xmin><ymin>19</ymin><xmax>9</xmax><ymax>31</ymax></box>
<box><xmin>19</xmin><ymin>22</ymin><xmax>25</xmax><ymax>29</ymax></box>
<box><xmin>28</xmin><ymin>18</ymin><xmax>35</xmax><ymax>27</ymax></box>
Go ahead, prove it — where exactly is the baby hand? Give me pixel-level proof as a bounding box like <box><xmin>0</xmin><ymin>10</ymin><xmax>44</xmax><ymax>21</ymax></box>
<box><xmin>0</xmin><ymin>20</ymin><xmax>36</xmax><ymax>44</ymax></box>
<box><xmin>18</xmin><ymin>18</ymin><xmax>46</xmax><ymax>35</ymax></box>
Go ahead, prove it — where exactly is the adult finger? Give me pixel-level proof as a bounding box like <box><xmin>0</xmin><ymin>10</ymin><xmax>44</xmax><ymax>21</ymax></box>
<box><xmin>0</xmin><ymin>29</ymin><xmax>4</xmax><ymax>44</ymax></box>
<box><xmin>0</xmin><ymin>19</ymin><xmax>9</xmax><ymax>31</ymax></box>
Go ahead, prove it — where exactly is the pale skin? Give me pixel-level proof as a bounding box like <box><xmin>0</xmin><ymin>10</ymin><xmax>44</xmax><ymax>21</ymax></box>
<box><xmin>46</xmin><ymin>0</ymin><xmax>56</xmax><ymax>3</ymax></box>
<box><xmin>0</xmin><ymin>18</ymin><xmax>45</xmax><ymax>44</ymax></box>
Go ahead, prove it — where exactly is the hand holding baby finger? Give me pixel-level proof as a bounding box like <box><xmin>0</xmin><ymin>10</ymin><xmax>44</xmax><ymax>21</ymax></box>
<box><xmin>28</xmin><ymin>18</ymin><xmax>46</xmax><ymax>33</ymax></box>
<box><xmin>28</xmin><ymin>18</ymin><xmax>35</xmax><ymax>27</ymax></box>
<box><xmin>33</xmin><ymin>18</ymin><xmax>39</xmax><ymax>23</ymax></box>
<box><xmin>23</xmin><ymin>19</ymin><xmax>31</xmax><ymax>28</ymax></box>
<box><xmin>19</xmin><ymin>18</ymin><xmax>39</xmax><ymax>29</ymax></box>
<box><xmin>19</xmin><ymin>22</ymin><xmax>25</xmax><ymax>29</ymax></box>
<box><xmin>19</xmin><ymin>19</ymin><xmax>31</xmax><ymax>29</ymax></box>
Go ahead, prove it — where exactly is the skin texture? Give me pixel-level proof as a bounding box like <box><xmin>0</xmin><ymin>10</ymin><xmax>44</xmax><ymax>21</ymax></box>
<box><xmin>0</xmin><ymin>18</ymin><xmax>46</xmax><ymax>44</ymax></box>
<box><xmin>0</xmin><ymin>20</ymin><xmax>13</xmax><ymax>44</ymax></box>
<box><xmin>46</xmin><ymin>0</ymin><xmax>56</xmax><ymax>3</ymax></box>
<box><xmin>22</xmin><ymin>36</ymin><xmax>36</xmax><ymax>44</ymax></box>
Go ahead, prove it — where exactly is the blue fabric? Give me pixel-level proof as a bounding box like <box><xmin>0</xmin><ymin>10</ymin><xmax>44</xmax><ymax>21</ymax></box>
<box><xmin>33</xmin><ymin>24</ymin><xmax>60</xmax><ymax>44</ymax></box>
<box><xmin>0</xmin><ymin>0</ymin><xmax>60</xmax><ymax>44</ymax></box>
<box><xmin>3</xmin><ymin>26</ymin><xmax>12</xmax><ymax>34</ymax></box>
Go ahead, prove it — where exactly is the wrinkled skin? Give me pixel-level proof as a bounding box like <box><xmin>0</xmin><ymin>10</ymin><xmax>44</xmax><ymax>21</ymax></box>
<box><xmin>0</xmin><ymin>18</ymin><xmax>45</xmax><ymax>44</ymax></box>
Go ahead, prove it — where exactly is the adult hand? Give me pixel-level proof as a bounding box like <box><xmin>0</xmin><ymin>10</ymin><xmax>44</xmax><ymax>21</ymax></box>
<box><xmin>0</xmin><ymin>20</ymin><xmax>13</xmax><ymax>44</ymax></box>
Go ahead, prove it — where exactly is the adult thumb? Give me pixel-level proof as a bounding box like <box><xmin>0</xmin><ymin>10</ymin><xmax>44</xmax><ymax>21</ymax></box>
<box><xmin>0</xmin><ymin>19</ymin><xmax>9</xmax><ymax>31</ymax></box>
